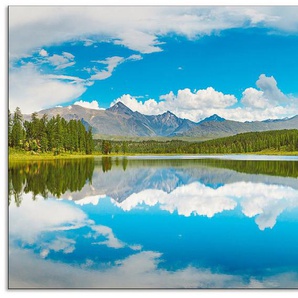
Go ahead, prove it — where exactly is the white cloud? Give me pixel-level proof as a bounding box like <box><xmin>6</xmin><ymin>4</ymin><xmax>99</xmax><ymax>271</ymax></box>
<box><xmin>165</xmin><ymin>87</ymin><xmax>237</xmax><ymax>109</ymax></box>
<box><xmin>62</xmin><ymin>51</ymin><xmax>74</xmax><ymax>60</ymax></box>
<box><xmin>242</xmin><ymin>74</ymin><xmax>288</xmax><ymax>110</ymax></box>
<box><xmin>81</xmin><ymin>39</ymin><xmax>94</xmax><ymax>47</ymax></box>
<box><xmin>48</xmin><ymin>54</ymin><xmax>68</xmax><ymax>66</ymax></box>
<box><xmin>9</xmin><ymin>6</ymin><xmax>298</xmax><ymax>58</ymax></box>
<box><xmin>91</xmin><ymin>56</ymin><xmax>124</xmax><ymax>80</ymax></box>
<box><xmin>238</xmin><ymin>74</ymin><xmax>298</xmax><ymax>121</ymax></box>
<box><xmin>90</xmin><ymin>54</ymin><xmax>143</xmax><ymax>81</ymax></box>
<box><xmin>39</xmin><ymin>49</ymin><xmax>48</xmax><ymax>57</ymax></box>
<box><xmin>113</xmin><ymin>74</ymin><xmax>298</xmax><ymax>122</ymax></box>
<box><xmin>127</xmin><ymin>54</ymin><xmax>143</xmax><ymax>61</ymax></box>
<box><xmin>112</xmin><ymin>87</ymin><xmax>238</xmax><ymax>122</ymax></box>
<box><xmin>47</xmin><ymin>51</ymin><xmax>75</xmax><ymax>70</ymax></box>
<box><xmin>114</xmin><ymin>29</ymin><xmax>163</xmax><ymax>54</ymax></box>
<box><xmin>73</xmin><ymin>100</ymin><xmax>102</xmax><ymax>110</ymax></box>
<box><xmin>241</xmin><ymin>87</ymin><xmax>271</xmax><ymax>109</ymax></box>
<box><xmin>256</xmin><ymin>74</ymin><xmax>288</xmax><ymax>104</ymax></box>
<box><xmin>45</xmin><ymin>74</ymin><xmax>87</xmax><ymax>83</ymax></box>
<box><xmin>9</xmin><ymin>63</ymin><xmax>87</xmax><ymax>113</ymax></box>
<box><xmin>55</xmin><ymin>61</ymin><xmax>75</xmax><ymax>70</ymax></box>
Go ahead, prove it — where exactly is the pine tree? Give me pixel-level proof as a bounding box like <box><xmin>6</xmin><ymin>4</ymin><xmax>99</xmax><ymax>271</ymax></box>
<box><xmin>85</xmin><ymin>127</ymin><xmax>94</xmax><ymax>154</ymax></box>
<box><xmin>11</xmin><ymin>107</ymin><xmax>25</xmax><ymax>149</ymax></box>
<box><xmin>8</xmin><ymin>109</ymin><xmax>12</xmax><ymax>147</ymax></box>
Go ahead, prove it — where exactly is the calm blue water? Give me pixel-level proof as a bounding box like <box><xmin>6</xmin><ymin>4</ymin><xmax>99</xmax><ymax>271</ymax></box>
<box><xmin>9</xmin><ymin>156</ymin><xmax>298</xmax><ymax>288</ymax></box>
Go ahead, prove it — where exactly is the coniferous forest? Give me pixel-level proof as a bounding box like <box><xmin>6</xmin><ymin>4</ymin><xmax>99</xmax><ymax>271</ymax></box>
<box><xmin>8</xmin><ymin>107</ymin><xmax>298</xmax><ymax>156</ymax></box>
<box><xmin>94</xmin><ymin>129</ymin><xmax>298</xmax><ymax>155</ymax></box>
<box><xmin>8</xmin><ymin>108</ymin><xmax>94</xmax><ymax>155</ymax></box>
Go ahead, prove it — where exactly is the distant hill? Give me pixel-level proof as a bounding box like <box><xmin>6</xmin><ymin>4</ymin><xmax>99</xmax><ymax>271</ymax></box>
<box><xmin>177</xmin><ymin>115</ymin><xmax>298</xmax><ymax>138</ymax></box>
<box><xmin>198</xmin><ymin>114</ymin><xmax>226</xmax><ymax>124</ymax></box>
<box><xmin>29</xmin><ymin>102</ymin><xmax>298</xmax><ymax>139</ymax></box>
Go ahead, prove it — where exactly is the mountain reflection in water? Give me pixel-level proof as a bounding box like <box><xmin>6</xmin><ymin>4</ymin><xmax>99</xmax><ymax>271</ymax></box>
<box><xmin>9</xmin><ymin>156</ymin><xmax>298</xmax><ymax>288</ymax></box>
<box><xmin>9</xmin><ymin>157</ymin><xmax>298</xmax><ymax>226</ymax></box>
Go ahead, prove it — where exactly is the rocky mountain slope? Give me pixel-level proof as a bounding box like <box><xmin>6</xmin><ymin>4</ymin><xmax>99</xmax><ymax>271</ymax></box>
<box><xmin>31</xmin><ymin>102</ymin><xmax>298</xmax><ymax>138</ymax></box>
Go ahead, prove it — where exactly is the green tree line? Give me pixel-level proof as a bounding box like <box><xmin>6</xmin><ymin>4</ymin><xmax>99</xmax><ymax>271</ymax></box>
<box><xmin>9</xmin><ymin>158</ymin><xmax>95</xmax><ymax>206</ymax></box>
<box><xmin>196</xmin><ymin>129</ymin><xmax>298</xmax><ymax>154</ymax></box>
<box><xmin>9</xmin><ymin>107</ymin><xmax>94</xmax><ymax>155</ymax></box>
<box><xmin>94</xmin><ymin>129</ymin><xmax>298</xmax><ymax>155</ymax></box>
<box><xmin>8</xmin><ymin>107</ymin><xmax>298</xmax><ymax>156</ymax></box>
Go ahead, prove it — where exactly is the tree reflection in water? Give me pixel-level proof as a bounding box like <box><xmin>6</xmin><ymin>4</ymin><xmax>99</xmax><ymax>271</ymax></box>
<box><xmin>9</xmin><ymin>158</ymin><xmax>95</xmax><ymax>205</ymax></box>
<box><xmin>8</xmin><ymin>157</ymin><xmax>298</xmax><ymax>207</ymax></box>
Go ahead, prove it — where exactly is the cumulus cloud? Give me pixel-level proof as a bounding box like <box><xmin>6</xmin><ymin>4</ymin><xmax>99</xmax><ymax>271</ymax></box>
<box><xmin>237</xmin><ymin>74</ymin><xmax>298</xmax><ymax>121</ymax></box>
<box><xmin>112</xmin><ymin>74</ymin><xmax>298</xmax><ymax>122</ymax></box>
<box><xmin>9</xmin><ymin>64</ymin><xmax>88</xmax><ymax>113</ymax></box>
<box><xmin>256</xmin><ymin>74</ymin><xmax>288</xmax><ymax>104</ymax></box>
<box><xmin>39</xmin><ymin>49</ymin><xmax>48</xmax><ymax>57</ymax></box>
<box><xmin>241</xmin><ymin>87</ymin><xmax>271</xmax><ymax>109</ymax></box>
<box><xmin>111</xmin><ymin>87</ymin><xmax>237</xmax><ymax>121</ymax></box>
<box><xmin>242</xmin><ymin>74</ymin><xmax>288</xmax><ymax>110</ymax></box>
<box><xmin>73</xmin><ymin>100</ymin><xmax>102</xmax><ymax>110</ymax></box>
<box><xmin>112</xmin><ymin>87</ymin><xmax>237</xmax><ymax>122</ymax></box>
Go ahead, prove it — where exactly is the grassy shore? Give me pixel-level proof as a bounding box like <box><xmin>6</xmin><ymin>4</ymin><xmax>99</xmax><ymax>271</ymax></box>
<box><xmin>253</xmin><ymin>149</ymin><xmax>298</xmax><ymax>156</ymax></box>
<box><xmin>8</xmin><ymin>149</ymin><xmax>97</xmax><ymax>161</ymax></box>
<box><xmin>8</xmin><ymin>148</ymin><xmax>298</xmax><ymax>162</ymax></box>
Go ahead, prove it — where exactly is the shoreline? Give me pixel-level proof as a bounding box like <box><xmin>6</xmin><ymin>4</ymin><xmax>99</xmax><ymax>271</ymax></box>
<box><xmin>8</xmin><ymin>150</ymin><xmax>298</xmax><ymax>162</ymax></box>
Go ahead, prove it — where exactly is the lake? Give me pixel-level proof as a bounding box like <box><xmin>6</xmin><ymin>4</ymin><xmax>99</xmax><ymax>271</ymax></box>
<box><xmin>8</xmin><ymin>155</ymin><xmax>298</xmax><ymax>288</ymax></box>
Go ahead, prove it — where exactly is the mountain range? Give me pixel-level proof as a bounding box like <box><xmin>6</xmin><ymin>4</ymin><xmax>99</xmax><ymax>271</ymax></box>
<box><xmin>31</xmin><ymin>102</ymin><xmax>298</xmax><ymax>139</ymax></box>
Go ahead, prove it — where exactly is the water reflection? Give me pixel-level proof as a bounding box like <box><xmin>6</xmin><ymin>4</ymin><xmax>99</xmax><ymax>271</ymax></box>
<box><xmin>9</xmin><ymin>156</ymin><xmax>298</xmax><ymax>288</ymax></box>
<box><xmin>9</xmin><ymin>157</ymin><xmax>298</xmax><ymax>230</ymax></box>
<box><xmin>9</xmin><ymin>194</ymin><xmax>298</xmax><ymax>288</ymax></box>
<box><xmin>9</xmin><ymin>158</ymin><xmax>95</xmax><ymax>205</ymax></box>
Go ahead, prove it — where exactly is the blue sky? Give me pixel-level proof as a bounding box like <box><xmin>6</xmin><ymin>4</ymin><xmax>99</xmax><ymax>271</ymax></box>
<box><xmin>9</xmin><ymin>6</ymin><xmax>298</xmax><ymax>121</ymax></box>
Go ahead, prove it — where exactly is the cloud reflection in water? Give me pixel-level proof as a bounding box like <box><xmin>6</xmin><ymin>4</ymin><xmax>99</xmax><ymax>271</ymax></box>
<box><xmin>112</xmin><ymin>181</ymin><xmax>298</xmax><ymax>230</ymax></box>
